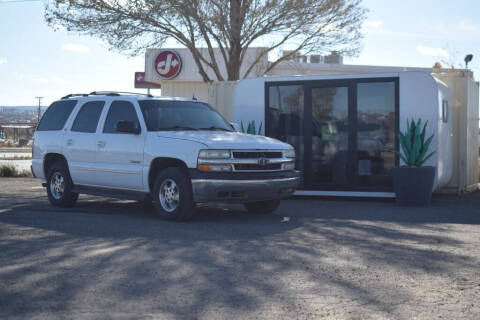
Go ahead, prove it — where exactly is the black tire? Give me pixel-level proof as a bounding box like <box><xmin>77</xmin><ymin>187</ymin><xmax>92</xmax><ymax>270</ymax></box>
<box><xmin>244</xmin><ymin>199</ymin><xmax>281</xmax><ymax>214</ymax></box>
<box><xmin>152</xmin><ymin>167</ymin><xmax>194</xmax><ymax>221</ymax></box>
<box><xmin>46</xmin><ymin>160</ymin><xmax>78</xmax><ymax>208</ymax></box>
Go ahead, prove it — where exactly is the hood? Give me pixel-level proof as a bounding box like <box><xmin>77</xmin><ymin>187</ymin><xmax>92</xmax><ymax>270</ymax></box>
<box><xmin>156</xmin><ymin>131</ymin><xmax>292</xmax><ymax>150</ymax></box>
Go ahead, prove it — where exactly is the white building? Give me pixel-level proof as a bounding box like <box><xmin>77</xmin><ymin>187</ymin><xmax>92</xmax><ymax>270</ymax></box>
<box><xmin>141</xmin><ymin>48</ymin><xmax>479</xmax><ymax>195</ymax></box>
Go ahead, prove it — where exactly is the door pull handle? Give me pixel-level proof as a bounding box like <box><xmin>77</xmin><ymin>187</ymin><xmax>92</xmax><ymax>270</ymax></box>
<box><xmin>97</xmin><ymin>141</ymin><xmax>106</xmax><ymax>148</ymax></box>
<box><xmin>66</xmin><ymin>139</ymin><xmax>73</xmax><ymax>146</ymax></box>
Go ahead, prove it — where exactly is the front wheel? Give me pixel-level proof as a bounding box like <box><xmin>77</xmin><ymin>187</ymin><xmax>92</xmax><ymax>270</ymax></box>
<box><xmin>152</xmin><ymin>167</ymin><xmax>194</xmax><ymax>221</ymax></box>
<box><xmin>244</xmin><ymin>199</ymin><xmax>281</xmax><ymax>214</ymax></box>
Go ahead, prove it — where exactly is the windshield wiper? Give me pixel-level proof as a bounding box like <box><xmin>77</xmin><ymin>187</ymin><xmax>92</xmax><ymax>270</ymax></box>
<box><xmin>160</xmin><ymin>125</ymin><xmax>199</xmax><ymax>131</ymax></box>
<box><xmin>198</xmin><ymin>126</ymin><xmax>232</xmax><ymax>132</ymax></box>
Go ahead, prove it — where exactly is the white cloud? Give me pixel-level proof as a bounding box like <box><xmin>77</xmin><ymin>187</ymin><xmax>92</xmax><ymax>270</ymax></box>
<box><xmin>0</xmin><ymin>57</ymin><xmax>7</xmax><ymax>64</ymax></box>
<box><xmin>416</xmin><ymin>45</ymin><xmax>448</xmax><ymax>58</ymax></box>
<box><xmin>458</xmin><ymin>20</ymin><xmax>479</xmax><ymax>34</ymax></box>
<box><xmin>34</xmin><ymin>77</ymin><xmax>49</xmax><ymax>83</ymax></box>
<box><xmin>50</xmin><ymin>77</ymin><xmax>68</xmax><ymax>85</ymax></box>
<box><xmin>365</xmin><ymin>20</ymin><xmax>383</xmax><ymax>28</ymax></box>
<box><xmin>61</xmin><ymin>43</ymin><xmax>90</xmax><ymax>53</ymax></box>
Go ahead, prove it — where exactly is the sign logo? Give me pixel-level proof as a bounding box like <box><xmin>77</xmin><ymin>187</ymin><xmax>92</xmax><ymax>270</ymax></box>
<box><xmin>155</xmin><ymin>50</ymin><xmax>182</xmax><ymax>79</ymax></box>
<box><xmin>258</xmin><ymin>158</ymin><xmax>270</xmax><ymax>166</ymax></box>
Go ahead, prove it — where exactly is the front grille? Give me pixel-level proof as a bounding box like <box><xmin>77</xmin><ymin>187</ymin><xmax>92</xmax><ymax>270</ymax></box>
<box><xmin>234</xmin><ymin>163</ymin><xmax>282</xmax><ymax>171</ymax></box>
<box><xmin>233</xmin><ymin>151</ymin><xmax>282</xmax><ymax>159</ymax></box>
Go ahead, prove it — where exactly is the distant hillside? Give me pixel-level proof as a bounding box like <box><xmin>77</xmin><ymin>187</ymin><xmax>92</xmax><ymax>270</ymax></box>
<box><xmin>0</xmin><ymin>106</ymin><xmax>48</xmax><ymax>112</ymax></box>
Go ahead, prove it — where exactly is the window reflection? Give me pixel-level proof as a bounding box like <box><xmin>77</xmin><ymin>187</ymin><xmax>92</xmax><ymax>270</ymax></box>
<box><xmin>356</xmin><ymin>82</ymin><xmax>396</xmax><ymax>186</ymax></box>
<box><xmin>311</xmin><ymin>87</ymin><xmax>349</xmax><ymax>185</ymax></box>
<box><xmin>267</xmin><ymin>85</ymin><xmax>304</xmax><ymax>172</ymax></box>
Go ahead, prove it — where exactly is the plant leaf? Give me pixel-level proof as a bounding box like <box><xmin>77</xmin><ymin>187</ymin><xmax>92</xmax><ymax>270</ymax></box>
<box><xmin>416</xmin><ymin>134</ymin><xmax>434</xmax><ymax>165</ymax></box>
<box><xmin>417</xmin><ymin>151</ymin><xmax>435</xmax><ymax>166</ymax></box>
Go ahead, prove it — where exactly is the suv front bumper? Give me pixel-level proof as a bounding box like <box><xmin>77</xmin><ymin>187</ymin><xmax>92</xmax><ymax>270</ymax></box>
<box><xmin>190</xmin><ymin>170</ymin><xmax>300</xmax><ymax>203</ymax></box>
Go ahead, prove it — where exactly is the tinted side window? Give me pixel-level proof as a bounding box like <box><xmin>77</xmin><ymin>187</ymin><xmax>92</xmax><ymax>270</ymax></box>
<box><xmin>37</xmin><ymin>100</ymin><xmax>77</xmax><ymax>131</ymax></box>
<box><xmin>71</xmin><ymin>101</ymin><xmax>105</xmax><ymax>133</ymax></box>
<box><xmin>103</xmin><ymin>101</ymin><xmax>140</xmax><ymax>133</ymax></box>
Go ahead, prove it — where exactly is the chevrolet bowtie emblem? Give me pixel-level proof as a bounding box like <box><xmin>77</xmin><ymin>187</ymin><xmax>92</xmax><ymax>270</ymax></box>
<box><xmin>258</xmin><ymin>158</ymin><xmax>270</xmax><ymax>166</ymax></box>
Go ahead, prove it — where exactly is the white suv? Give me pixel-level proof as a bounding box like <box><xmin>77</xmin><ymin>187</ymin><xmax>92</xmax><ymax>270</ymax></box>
<box><xmin>32</xmin><ymin>92</ymin><xmax>300</xmax><ymax>221</ymax></box>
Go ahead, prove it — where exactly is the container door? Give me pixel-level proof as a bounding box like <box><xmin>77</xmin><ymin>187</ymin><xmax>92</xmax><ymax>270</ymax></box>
<box><xmin>305</xmin><ymin>84</ymin><xmax>354</xmax><ymax>189</ymax></box>
<box><xmin>354</xmin><ymin>81</ymin><xmax>397</xmax><ymax>188</ymax></box>
<box><xmin>305</xmin><ymin>79</ymin><xmax>398</xmax><ymax>191</ymax></box>
<box><xmin>266</xmin><ymin>84</ymin><xmax>305</xmax><ymax>186</ymax></box>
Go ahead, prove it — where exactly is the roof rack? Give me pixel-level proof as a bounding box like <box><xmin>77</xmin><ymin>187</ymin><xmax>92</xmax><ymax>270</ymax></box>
<box><xmin>89</xmin><ymin>91</ymin><xmax>153</xmax><ymax>98</ymax></box>
<box><xmin>61</xmin><ymin>91</ymin><xmax>154</xmax><ymax>100</ymax></box>
<box><xmin>61</xmin><ymin>93</ymin><xmax>89</xmax><ymax>99</ymax></box>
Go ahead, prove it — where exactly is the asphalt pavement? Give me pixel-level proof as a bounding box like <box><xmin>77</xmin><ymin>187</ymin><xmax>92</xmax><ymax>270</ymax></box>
<box><xmin>1</xmin><ymin>178</ymin><xmax>480</xmax><ymax>319</ymax></box>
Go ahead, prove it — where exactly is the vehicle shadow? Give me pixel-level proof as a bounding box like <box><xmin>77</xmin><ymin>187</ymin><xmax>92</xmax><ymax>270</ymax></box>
<box><xmin>1</xmin><ymin>192</ymin><xmax>479</xmax><ymax>318</ymax></box>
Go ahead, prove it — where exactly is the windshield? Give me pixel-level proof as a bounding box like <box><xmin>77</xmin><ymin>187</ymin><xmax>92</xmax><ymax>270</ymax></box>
<box><xmin>139</xmin><ymin>100</ymin><xmax>233</xmax><ymax>132</ymax></box>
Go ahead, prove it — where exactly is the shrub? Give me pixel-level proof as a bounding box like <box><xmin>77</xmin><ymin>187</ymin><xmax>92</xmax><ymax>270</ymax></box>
<box><xmin>240</xmin><ymin>120</ymin><xmax>263</xmax><ymax>135</ymax></box>
<box><xmin>0</xmin><ymin>165</ymin><xmax>18</xmax><ymax>177</ymax></box>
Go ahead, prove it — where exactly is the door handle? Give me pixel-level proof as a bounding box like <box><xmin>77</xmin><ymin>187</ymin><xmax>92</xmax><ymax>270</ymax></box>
<box><xmin>66</xmin><ymin>139</ymin><xmax>73</xmax><ymax>146</ymax></box>
<box><xmin>97</xmin><ymin>141</ymin><xmax>106</xmax><ymax>148</ymax></box>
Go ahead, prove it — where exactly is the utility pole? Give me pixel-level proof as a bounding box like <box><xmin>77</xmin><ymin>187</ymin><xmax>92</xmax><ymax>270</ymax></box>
<box><xmin>35</xmin><ymin>96</ymin><xmax>43</xmax><ymax>124</ymax></box>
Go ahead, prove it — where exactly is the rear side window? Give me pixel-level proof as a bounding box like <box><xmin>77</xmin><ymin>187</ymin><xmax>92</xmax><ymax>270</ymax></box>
<box><xmin>71</xmin><ymin>101</ymin><xmax>105</xmax><ymax>133</ymax></box>
<box><xmin>37</xmin><ymin>100</ymin><xmax>77</xmax><ymax>131</ymax></box>
<box><xmin>103</xmin><ymin>100</ymin><xmax>140</xmax><ymax>133</ymax></box>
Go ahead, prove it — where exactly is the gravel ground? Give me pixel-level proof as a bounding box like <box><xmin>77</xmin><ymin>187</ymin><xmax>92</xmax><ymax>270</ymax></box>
<box><xmin>1</xmin><ymin>178</ymin><xmax>479</xmax><ymax>319</ymax></box>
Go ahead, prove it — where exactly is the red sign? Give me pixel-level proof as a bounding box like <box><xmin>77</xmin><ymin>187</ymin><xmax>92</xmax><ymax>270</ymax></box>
<box><xmin>155</xmin><ymin>50</ymin><xmax>182</xmax><ymax>79</ymax></box>
<box><xmin>134</xmin><ymin>72</ymin><xmax>161</xmax><ymax>89</ymax></box>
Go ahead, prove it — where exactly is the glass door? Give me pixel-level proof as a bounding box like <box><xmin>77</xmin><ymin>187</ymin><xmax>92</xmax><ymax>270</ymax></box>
<box><xmin>265</xmin><ymin>78</ymin><xmax>398</xmax><ymax>192</ymax></box>
<box><xmin>355</xmin><ymin>81</ymin><xmax>397</xmax><ymax>188</ymax></box>
<box><xmin>304</xmin><ymin>79</ymin><xmax>398</xmax><ymax>191</ymax></box>
<box><xmin>306</xmin><ymin>85</ymin><xmax>353</xmax><ymax>189</ymax></box>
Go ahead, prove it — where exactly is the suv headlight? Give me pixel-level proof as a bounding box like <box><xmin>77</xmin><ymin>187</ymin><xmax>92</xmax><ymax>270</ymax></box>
<box><xmin>284</xmin><ymin>149</ymin><xmax>295</xmax><ymax>158</ymax></box>
<box><xmin>198</xmin><ymin>149</ymin><xmax>231</xmax><ymax>159</ymax></box>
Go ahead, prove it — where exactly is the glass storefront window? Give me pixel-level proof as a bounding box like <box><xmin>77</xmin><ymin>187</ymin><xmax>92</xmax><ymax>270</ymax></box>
<box><xmin>267</xmin><ymin>85</ymin><xmax>304</xmax><ymax>172</ymax></box>
<box><xmin>311</xmin><ymin>87</ymin><xmax>349</xmax><ymax>185</ymax></box>
<box><xmin>356</xmin><ymin>81</ymin><xmax>396</xmax><ymax>186</ymax></box>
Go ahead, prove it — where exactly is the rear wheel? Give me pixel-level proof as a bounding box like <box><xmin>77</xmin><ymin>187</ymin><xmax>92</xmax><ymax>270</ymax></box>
<box><xmin>152</xmin><ymin>167</ymin><xmax>194</xmax><ymax>221</ymax></box>
<box><xmin>244</xmin><ymin>199</ymin><xmax>281</xmax><ymax>214</ymax></box>
<box><xmin>46</xmin><ymin>161</ymin><xmax>78</xmax><ymax>208</ymax></box>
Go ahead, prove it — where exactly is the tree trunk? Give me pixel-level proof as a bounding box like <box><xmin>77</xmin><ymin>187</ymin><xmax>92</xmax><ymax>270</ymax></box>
<box><xmin>227</xmin><ymin>0</ymin><xmax>243</xmax><ymax>81</ymax></box>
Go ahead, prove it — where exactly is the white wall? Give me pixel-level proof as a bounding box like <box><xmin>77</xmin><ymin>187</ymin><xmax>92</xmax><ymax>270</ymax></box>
<box><xmin>466</xmin><ymin>79</ymin><xmax>480</xmax><ymax>189</ymax></box>
<box><xmin>435</xmin><ymin>72</ymin><xmax>480</xmax><ymax>192</ymax></box>
<box><xmin>398</xmin><ymin>72</ymin><xmax>454</xmax><ymax>190</ymax></box>
<box><xmin>233</xmin><ymin>77</ymin><xmax>266</xmax><ymax>134</ymax></box>
<box><xmin>208</xmin><ymin>81</ymin><xmax>237</xmax><ymax>122</ymax></box>
<box><xmin>160</xmin><ymin>81</ymin><xmax>209</xmax><ymax>102</ymax></box>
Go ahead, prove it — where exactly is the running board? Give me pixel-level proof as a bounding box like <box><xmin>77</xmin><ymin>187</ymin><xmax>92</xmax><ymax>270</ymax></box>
<box><xmin>294</xmin><ymin>190</ymin><xmax>396</xmax><ymax>198</ymax></box>
<box><xmin>72</xmin><ymin>185</ymin><xmax>149</xmax><ymax>201</ymax></box>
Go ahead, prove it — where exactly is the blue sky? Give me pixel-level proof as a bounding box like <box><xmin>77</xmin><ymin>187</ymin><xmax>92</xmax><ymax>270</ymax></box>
<box><xmin>1</xmin><ymin>0</ymin><xmax>479</xmax><ymax>106</ymax></box>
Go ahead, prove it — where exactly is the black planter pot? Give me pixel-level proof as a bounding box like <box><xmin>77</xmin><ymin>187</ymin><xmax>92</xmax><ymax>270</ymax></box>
<box><xmin>391</xmin><ymin>166</ymin><xmax>436</xmax><ymax>207</ymax></box>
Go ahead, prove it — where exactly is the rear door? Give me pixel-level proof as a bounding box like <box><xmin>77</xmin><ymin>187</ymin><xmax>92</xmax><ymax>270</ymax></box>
<box><xmin>94</xmin><ymin>100</ymin><xmax>146</xmax><ymax>190</ymax></box>
<box><xmin>63</xmin><ymin>100</ymin><xmax>105</xmax><ymax>185</ymax></box>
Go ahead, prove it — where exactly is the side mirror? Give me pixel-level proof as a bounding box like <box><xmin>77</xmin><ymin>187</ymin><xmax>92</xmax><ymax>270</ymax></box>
<box><xmin>230</xmin><ymin>122</ymin><xmax>241</xmax><ymax>132</ymax></box>
<box><xmin>115</xmin><ymin>120</ymin><xmax>140</xmax><ymax>135</ymax></box>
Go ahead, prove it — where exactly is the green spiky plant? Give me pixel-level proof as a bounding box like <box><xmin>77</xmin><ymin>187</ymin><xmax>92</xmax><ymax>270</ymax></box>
<box><xmin>398</xmin><ymin>118</ymin><xmax>435</xmax><ymax>167</ymax></box>
<box><xmin>240</xmin><ymin>120</ymin><xmax>263</xmax><ymax>135</ymax></box>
